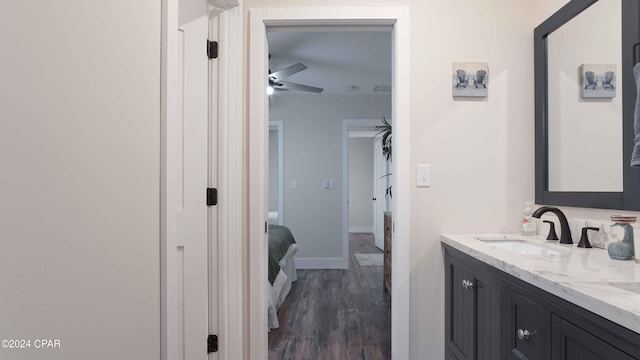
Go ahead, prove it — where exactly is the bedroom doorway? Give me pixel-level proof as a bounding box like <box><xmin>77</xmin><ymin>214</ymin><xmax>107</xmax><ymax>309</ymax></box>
<box><xmin>344</xmin><ymin>119</ymin><xmax>390</xmax><ymax>252</ymax></box>
<box><xmin>249</xmin><ymin>7</ymin><xmax>410</xmax><ymax>359</ymax></box>
<box><xmin>266</xmin><ymin>30</ymin><xmax>392</xmax><ymax>356</ymax></box>
<box><xmin>268</xmin><ymin>121</ymin><xmax>284</xmax><ymax>226</ymax></box>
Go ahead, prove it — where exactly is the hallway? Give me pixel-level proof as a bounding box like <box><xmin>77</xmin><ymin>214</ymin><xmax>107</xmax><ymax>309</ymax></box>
<box><xmin>268</xmin><ymin>233</ymin><xmax>391</xmax><ymax>360</ymax></box>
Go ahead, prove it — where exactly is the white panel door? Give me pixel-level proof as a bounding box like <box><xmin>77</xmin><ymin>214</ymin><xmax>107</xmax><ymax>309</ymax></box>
<box><xmin>374</xmin><ymin>138</ymin><xmax>388</xmax><ymax>250</ymax></box>
<box><xmin>176</xmin><ymin>12</ymin><xmax>215</xmax><ymax>360</ymax></box>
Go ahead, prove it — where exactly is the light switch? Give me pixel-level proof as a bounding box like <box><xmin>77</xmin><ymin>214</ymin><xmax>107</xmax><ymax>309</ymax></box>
<box><xmin>417</xmin><ymin>164</ymin><xmax>431</xmax><ymax>187</ymax></box>
<box><xmin>324</xmin><ymin>179</ymin><xmax>334</xmax><ymax>189</ymax></box>
<box><xmin>291</xmin><ymin>179</ymin><xmax>297</xmax><ymax>189</ymax></box>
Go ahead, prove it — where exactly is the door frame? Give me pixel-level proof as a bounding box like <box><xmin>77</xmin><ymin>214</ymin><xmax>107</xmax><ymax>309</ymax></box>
<box><xmin>161</xmin><ymin>1</ymin><xmax>244</xmax><ymax>359</ymax></box>
<box><xmin>249</xmin><ymin>7</ymin><xmax>410</xmax><ymax>359</ymax></box>
<box><xmin>372</xmin><ymin>135</ymin><xmax>388</xmax><ymax>250</ymax></box>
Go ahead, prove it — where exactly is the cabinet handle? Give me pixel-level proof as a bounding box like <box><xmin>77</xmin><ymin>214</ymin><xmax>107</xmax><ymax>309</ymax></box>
<box><xmin>517</xmin><ymin>329</ymin><xmax>531</xmax><ymax>341</ymax></box>
<box><xmin>461</xmin><ymin>279</ymin><xmax>474</xmax><ymax>290</ymax></box>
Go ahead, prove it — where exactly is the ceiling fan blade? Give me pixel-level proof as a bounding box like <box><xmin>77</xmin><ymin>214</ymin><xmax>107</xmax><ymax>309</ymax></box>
<box><xmin>269</xmin><ymin>63</ymin><xmax>307</xmax><ymax>82</ymax></box>
<box><xmin>277</xmin><ymin>81</ymin><xmax>324</xmax><ymax>93</ymax></box>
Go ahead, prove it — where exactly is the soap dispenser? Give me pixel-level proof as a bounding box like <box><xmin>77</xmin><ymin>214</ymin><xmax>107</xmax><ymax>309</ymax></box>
<box><xmin>521</xmin><ymin>202</ymin><xmax>536</xmax><ymax>236</ymax></box>
<box><xmin>608</xmin><ymin>215</ymin><xmax>636</xmax><ymax>260</ymax></box>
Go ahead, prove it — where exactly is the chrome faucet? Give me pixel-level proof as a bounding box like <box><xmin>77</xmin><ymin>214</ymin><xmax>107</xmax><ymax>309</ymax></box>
<box><xmin>531</xmin><ymin>206</ymin><xmax>573</xmax><ymax>245</ymax></box>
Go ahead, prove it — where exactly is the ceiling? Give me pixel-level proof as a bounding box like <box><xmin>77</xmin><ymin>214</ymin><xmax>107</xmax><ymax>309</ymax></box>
<box><xmin>266</xmin><ymin>30</ymin><xmax>392</xmax><ymax>95</ymax></box>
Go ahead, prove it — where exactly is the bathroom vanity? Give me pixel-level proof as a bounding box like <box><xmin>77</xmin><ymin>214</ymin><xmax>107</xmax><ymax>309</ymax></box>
<box><xmin>442</xmin><ymin>234</ymin><xmax>640</xmax><ymax>360</ymax></box>
<box><xmin>443</xmin><ymin>0</ymin><xmax>640</xmax><ymax>357</ymax></box>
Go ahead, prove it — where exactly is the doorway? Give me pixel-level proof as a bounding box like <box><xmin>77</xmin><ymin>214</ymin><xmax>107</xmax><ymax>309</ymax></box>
<box><xmin>266</xmin><ymin>28</ymin><xmax>392</xmax><ymax>353</ymax></box>
<box><xmin>249</xmin><ymin>6</ymin><xmax>411</xmax><ymax>360</ymax></box>
<box><xmin>344</xmin><ymin>119</ymin><xmax>390</xmax><ymax>252</ymax></box>
<box><xmin>268</xmin><ymin>121</ymin><xmax>284</xmax><ymax>226</ymax></box>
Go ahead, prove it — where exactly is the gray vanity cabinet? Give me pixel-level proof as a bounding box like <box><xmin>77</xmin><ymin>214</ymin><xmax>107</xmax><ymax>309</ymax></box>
<box><xmin>443</xmin><ymin>244</ymin><xmax>640</xmax><ymax>360</ymax></box>
<box><xmin>445</xmin><ymin>254</ymin><xmax>473</xmax><ymax>360</ymax></box>
<box><xmin>444</xmin><ymin>249</ymin><xmax>500</xmax><ymax>360</ymax></box>
<box><xmin>503</xmin><ymin>287</ymin><xmax>550</xmax><ymax>359</ymax></box>
<box><xmin>551</xmin><ymin>316</ymin><xmax>632</xmax><ymax>360</ymax></box>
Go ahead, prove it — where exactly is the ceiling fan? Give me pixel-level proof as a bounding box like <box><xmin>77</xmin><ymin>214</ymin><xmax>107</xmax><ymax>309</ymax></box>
<box><xmin>268</xmin><ymin>62</ymin><xmax>324</xmax><ymax>94</ymax></box>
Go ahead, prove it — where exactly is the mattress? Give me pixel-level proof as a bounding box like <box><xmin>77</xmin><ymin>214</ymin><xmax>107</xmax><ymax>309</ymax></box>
<box><xmin>268</xmin><ymin>225</ymin><xmax>296</xmax><ymax>284</ymax></box>
<box><xmin>267</xmin><ymin>224</ymin><xmax>298</xmax><ymax>329</ymax></box>
<box><xmin>268</xmin><ymin>243</ymin><xmax>298</xmax><ymax>329</ymax></box>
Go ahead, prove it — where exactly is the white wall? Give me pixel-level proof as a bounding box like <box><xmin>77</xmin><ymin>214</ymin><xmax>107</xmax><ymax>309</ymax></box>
<box><xmin>408</xmin><ymin>2</ymin><xmax>542</xmax><ymax>358</ymax></box>
<box><xmin>179</xmin><ymin>0</ymin><xmax>207</xmax><ymax>26</ymax></box>
<box><xmin>349</xmin><ymin>137</ymin><xmax>375</xmax><ymax>232</ymax></box>
<box><xmin>547</xmin><ymin>0</ymin><xmax>622</xmax><ymax>192</ymax></box>
<box><xmin>0</xmin><ymin>1</ymin><xmax>161</xmax><ymax>359</ymax></box>
<box><xmin>537</xmin><ymin>0</ymin><xmax>572</xmax><ymax>20</ymax></box>
<box><xmin>269</xmin><ymin>94</ymin><xmax>391</xmax><ymax>264</ymax></box>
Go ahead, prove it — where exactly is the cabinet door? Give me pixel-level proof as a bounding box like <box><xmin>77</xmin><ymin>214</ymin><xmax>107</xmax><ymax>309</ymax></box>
<box><xmin>474</xmin><ymin>268</ymin><xmax>499</xmax><ymax>360</ymax></box>
<box><xmin>503</xmin><ymin>287</ymin><xmax>551</xmax><ymax>359</ymax></box>
<box><xmin>445</xmin><ymin>254</ymin><xmax>474</xmax><ymax>360</ymax></box>
<box><xmin>551</xmin><ymin>315</ymin><xmax>634</xmax><ymax>360</ymax></box>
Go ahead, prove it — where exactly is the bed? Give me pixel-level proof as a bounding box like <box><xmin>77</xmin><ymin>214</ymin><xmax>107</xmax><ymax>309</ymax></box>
<box><xmin>267</xmin><ymin>224</ymin><xmax>298</xmax><ymax>329</ymax></box>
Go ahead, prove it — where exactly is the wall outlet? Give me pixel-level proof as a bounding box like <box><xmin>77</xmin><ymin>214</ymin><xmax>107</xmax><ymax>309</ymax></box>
<box><xmin>323</xmin><ymin>179</ymin><xmax>334</xmax><ymax>189</ymax></box>
<box><xmin>291</xmin><ymin>179</ymin><xmax>297</xmax><ymax>189</ymax></box>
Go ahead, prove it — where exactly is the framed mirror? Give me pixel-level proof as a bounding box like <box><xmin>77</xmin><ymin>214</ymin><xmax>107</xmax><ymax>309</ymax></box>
<box><xmin>535</xmin><ymin>0</ymin><xmax>640</xmax><ymax>210</ymax></box>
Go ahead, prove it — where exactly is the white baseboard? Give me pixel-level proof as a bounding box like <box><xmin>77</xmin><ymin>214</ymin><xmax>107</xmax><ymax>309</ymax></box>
<box><xmin>294</xmin><ymin>257</ymin><xmax>348</xmax><ymax>269</ymax></box>
<box><xmin>349</xmin><ymin>226</ymin><xmax>374</xmax><ymax>233</ymax></box>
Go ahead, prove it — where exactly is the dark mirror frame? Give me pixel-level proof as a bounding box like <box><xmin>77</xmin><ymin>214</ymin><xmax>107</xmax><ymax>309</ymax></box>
<box><xmin>534</xmin><ymin>0</ymin><xmax>640</xmax><ymax>210</ymax></box>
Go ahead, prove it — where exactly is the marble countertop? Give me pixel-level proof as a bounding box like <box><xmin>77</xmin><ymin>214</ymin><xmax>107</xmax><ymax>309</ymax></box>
<box><xmin>441</xmin><ymin>234</ymin><xmax>640</xmax><ymax>334</ymax></box>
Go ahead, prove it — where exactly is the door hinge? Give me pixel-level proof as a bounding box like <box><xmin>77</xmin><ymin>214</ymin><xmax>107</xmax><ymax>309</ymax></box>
<box><xmin>206</xmin><ymin>188</ymin><xmax>217</xmax><ymax>206</ymax></box>
<box><xmin>207</xmin><ymin>40</ymin><xmax>218</xmax><ymax>59</ymax></box>
<box><xmin>207</xmin><ymin>334</ymin><xmax>218</xmax><ymax>353</ymax></box>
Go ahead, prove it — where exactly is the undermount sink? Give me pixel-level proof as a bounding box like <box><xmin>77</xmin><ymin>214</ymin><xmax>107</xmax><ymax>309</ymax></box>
<box><xmin>474</xmin><ymin>236</ymin><xmax>562</xmax><ymax>255</ymax></box>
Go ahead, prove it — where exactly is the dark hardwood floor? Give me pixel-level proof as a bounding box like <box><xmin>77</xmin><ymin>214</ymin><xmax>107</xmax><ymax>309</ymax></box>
<box><xmin>268</xmin><ymin>232</ymin><xmax>391</xmax><ymax>360</ymax></box>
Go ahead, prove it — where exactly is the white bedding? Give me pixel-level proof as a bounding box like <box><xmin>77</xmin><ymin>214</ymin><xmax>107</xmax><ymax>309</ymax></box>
<box><xmin>268</xmin><ymin>243</ymin><xmax>298</xmax><ymax>329</ymax></box>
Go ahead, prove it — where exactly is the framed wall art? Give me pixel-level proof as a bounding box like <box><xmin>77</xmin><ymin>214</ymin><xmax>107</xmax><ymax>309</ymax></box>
<box><xmin>452</xmin><ymin>62</ymin><xmax>489</xmax><ymax>97</ymax></box>
<box><xmin>581</xmin><ymin>64</ymin><xmax>616</xmax><ymax>98</ymax></box>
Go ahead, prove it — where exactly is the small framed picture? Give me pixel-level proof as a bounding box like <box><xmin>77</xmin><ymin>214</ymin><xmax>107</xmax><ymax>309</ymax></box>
<box><xmin>581</xmin><ymin>64</ymin><xmax>616</xmax><ymax>98</ymax></box>
<box><xmin>452</xmin><ymin>62</ymin><xmax>489</xmax><ymax>97</ymax></box>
